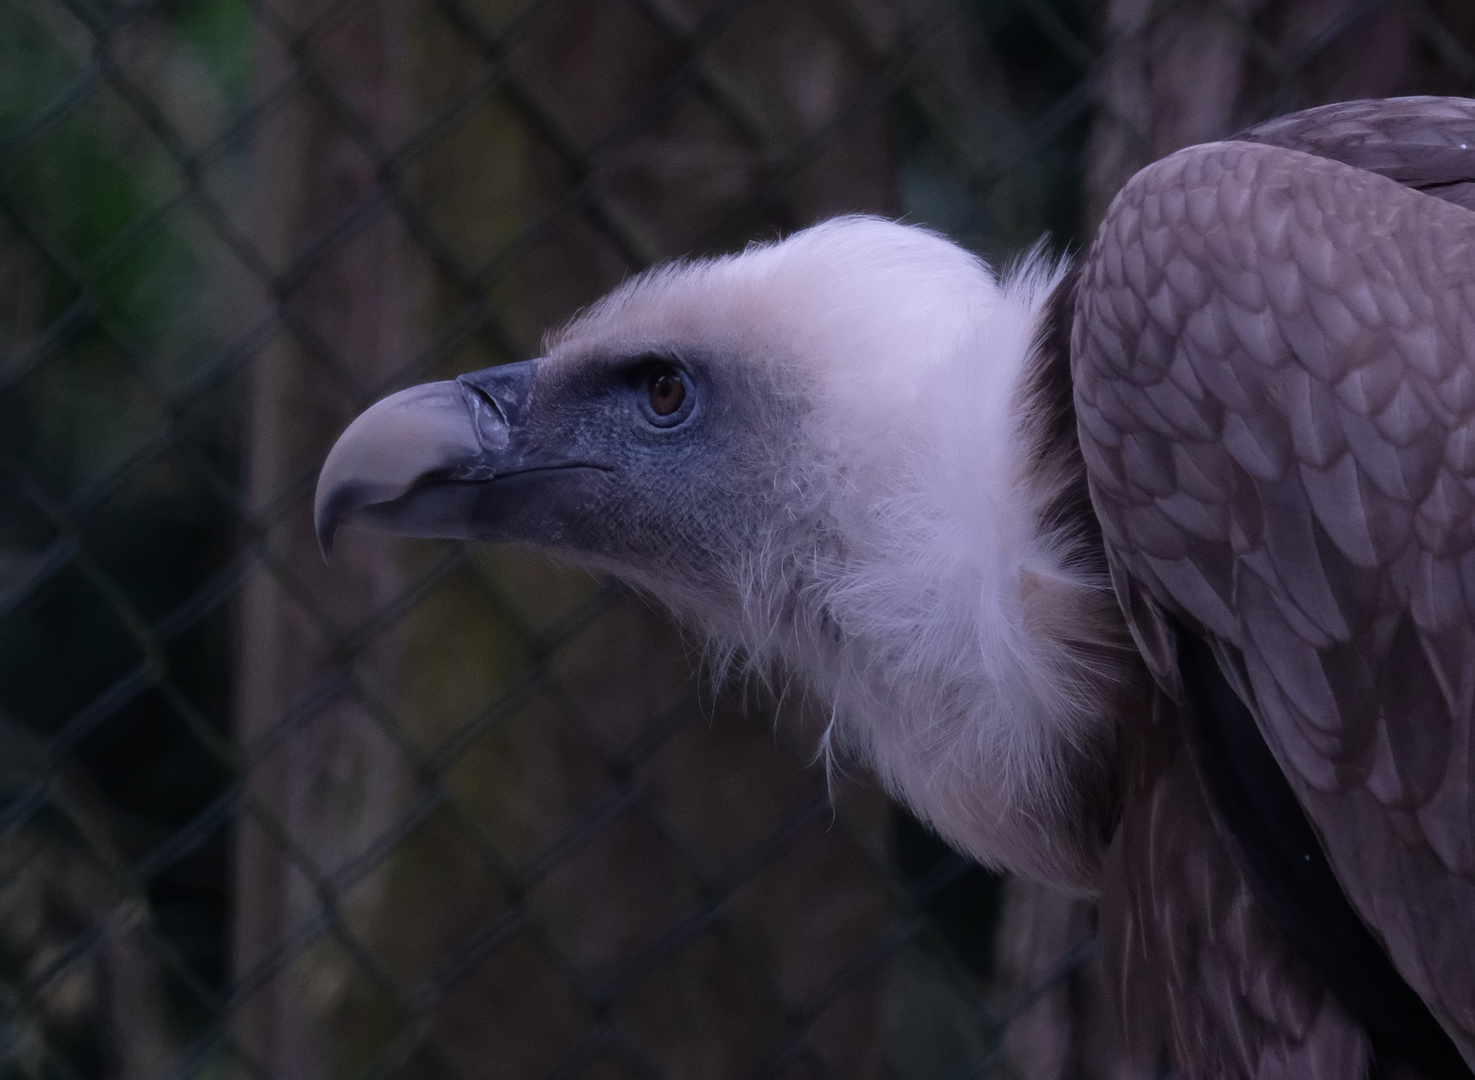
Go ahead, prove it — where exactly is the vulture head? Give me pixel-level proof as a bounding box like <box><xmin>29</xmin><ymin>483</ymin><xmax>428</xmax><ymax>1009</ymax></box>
<box><xmin>317</xmin><ymin>217</ymin><xmax>1127</xmax><ymax>888</ymax></box>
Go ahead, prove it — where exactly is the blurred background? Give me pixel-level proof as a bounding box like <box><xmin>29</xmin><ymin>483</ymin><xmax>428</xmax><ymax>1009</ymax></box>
<box><xmin>1</xmin><ymin>0</ymin><xmax>1472</xmax><ymax>1078</ymax></box>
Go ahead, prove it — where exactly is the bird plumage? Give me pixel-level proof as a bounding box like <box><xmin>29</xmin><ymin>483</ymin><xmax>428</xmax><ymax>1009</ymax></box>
<box><xmin>543</xmin><ymin>218</ymin><xmax>1131</xmax><ymax>886</ymax></box>
<box><xmin>314</xmin><ymin>96</ymin><xmax>1475</xmax><ymax>1079</ymax></box>
<box><xmin>1077</xmin><ymin>132</ymin><xmax>1475</xmax><ymax>1075</ymax></box>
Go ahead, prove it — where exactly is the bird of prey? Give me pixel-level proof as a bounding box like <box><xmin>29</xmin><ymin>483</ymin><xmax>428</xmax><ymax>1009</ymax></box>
<box><xmin>315</xmin><ymin>97</ymin><xmax>1475</xmax><ymax>1079</ymax></box>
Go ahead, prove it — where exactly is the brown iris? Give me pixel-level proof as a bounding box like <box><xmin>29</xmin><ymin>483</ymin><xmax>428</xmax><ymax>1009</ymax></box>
<box><xmin>647</xmin><ymin>368</ymin><xmax>686</xmax><ymax>416</ymax></box>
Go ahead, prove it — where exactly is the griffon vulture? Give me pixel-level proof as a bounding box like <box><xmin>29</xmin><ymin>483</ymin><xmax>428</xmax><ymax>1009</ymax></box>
<box><xmin>314</xmin><ymin>97</ymin><xmax>1475</xmax><ymax>1079</ymax></box>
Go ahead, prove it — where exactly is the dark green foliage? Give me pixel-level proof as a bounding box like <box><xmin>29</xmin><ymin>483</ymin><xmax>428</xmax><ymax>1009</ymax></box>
<box><xmin>0</xmin><ymin>3</ymin><xmax>249</xmax><ymax>1074</ymax></box>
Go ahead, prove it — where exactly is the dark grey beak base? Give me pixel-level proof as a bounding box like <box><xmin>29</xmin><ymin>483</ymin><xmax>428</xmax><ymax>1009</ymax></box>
<box><xmin>313</xmin><ymin>362</ymin><xmax>538</xmax><ymax>558</ymax></box>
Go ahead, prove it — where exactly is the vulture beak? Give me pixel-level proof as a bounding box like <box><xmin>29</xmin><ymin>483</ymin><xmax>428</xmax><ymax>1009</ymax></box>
<box><xmin>314</xmin><ymin>360</ymin><xmax>572</xmax><ymax>558</ymax></box>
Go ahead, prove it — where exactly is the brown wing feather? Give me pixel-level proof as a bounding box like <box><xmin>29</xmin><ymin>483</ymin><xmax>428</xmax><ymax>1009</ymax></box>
<box><xmin>1099</xmin><ymin>690</ymin><xmax>1370</xmax><ymax>1080</ymax></box>
<box><xmin>1234</xmin><ymin>97</ymin><xmax>1475</xmax><ymax>212</ymax></box>
<box><xmin>1075</xmin><ymin>138</ymin><xmax>1475</xmax><ymax>1065</ymax></box>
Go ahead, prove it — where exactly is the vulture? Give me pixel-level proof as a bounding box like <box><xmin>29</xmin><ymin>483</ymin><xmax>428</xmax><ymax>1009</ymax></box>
<box><xmin>314</xmin><ymin>97</ymin><xmax>1475</xmax><ymax>1079</ymax></box>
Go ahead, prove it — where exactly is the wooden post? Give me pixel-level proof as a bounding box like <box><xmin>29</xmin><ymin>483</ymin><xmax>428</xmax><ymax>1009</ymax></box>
<box><xmin>232</xmin><ymin>2</ymin><xmax>417</xmax><ymax>1076</ymax></box>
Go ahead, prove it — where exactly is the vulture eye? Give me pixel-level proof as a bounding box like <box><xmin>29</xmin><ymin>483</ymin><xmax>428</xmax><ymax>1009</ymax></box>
<box><xmin>645</xmin><ymin>367</ymin><xmax>688</xmax><ymax>421</ymax></box>
<box><xmin>648</xmin><ymin>369</ymin><xmax>685</xmax><ymax>415</ymax></box>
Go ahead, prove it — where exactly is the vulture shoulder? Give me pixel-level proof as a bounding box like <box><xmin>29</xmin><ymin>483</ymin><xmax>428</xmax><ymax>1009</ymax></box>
<box><xmin>1073</xmin><ymin>106</ymin><xmax>1475</xmax><ymax>1073</ymax></box>
<box><xmin>1235</xmin><ymin>95</ymin><xmax>1475</xmax><ymax>211</ymax></box>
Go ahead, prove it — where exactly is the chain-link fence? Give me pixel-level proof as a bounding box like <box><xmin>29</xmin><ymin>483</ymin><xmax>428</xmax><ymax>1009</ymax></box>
<box><xmin>1</xmin><ymin>1</ymin><xmax>1472</xmax><ymax>1078</ymax></box>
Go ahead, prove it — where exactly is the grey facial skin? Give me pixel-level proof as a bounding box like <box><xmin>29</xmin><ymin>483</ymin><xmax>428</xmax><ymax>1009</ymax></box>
<box><xmin>314</xmin><ymin>349</ymin><xmax>792</xmax><ymax>582</ymax></box>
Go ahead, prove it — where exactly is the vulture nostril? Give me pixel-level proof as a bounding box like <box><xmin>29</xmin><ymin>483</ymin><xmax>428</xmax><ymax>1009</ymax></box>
<box><xmin>462</xmin><ymin>381</ymin><xmax>511</xmax><ymax>454</ymax></box>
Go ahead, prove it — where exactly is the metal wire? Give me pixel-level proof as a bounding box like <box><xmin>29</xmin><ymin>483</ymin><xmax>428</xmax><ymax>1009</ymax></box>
<box><xmin>1</xmin><ymin>0</ymin><xmax>1472</xmax><ymax>1078</ymax></box>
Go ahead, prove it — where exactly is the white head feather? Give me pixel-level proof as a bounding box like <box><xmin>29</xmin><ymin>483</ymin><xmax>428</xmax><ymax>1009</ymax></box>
<box><xmin>549</xmin><ymin>216</ymin><xmax>1129</xmax><ymax>888</ymax></box>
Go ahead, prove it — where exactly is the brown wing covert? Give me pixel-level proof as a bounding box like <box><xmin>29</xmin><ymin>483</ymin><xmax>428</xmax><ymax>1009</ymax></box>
<box><xmin>1074</xmin><ymin>139</ymin><xmax>1475</xmax><ymax>1064</ymax></box>
<box><xmin>1235</xmin><ymin>96</ymin><xmax>1475</xmax><ymax>212</ymax></box>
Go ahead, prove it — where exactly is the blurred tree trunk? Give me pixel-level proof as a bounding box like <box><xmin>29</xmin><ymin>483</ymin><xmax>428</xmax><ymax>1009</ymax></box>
<box><xmin>234</xmin><ymin>2</ymin><xmax>905</xmax><ymax>1079</ymax></box>
<box><xmin>232</xmin><ymin>1</ymin><xmax>418</xmax><ymax>1077</ymax></box>
<box><xmin>993</xmin><ymin>4</ymin><xmax>1475</xmax><ymax>1080</ymax></box>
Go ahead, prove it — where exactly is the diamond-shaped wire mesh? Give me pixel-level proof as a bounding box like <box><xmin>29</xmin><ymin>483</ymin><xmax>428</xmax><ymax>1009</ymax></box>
<box><xmin>1</xmin><ymin>1</ymin><xmax>1473</xmax><ymax>1078</ymax></box>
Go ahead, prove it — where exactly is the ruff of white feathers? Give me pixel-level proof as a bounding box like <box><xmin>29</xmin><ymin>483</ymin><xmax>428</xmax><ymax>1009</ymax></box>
<box><xmin>554</xmin><ymin>218</ymin><xmax>1132</xmax><ymax>888</ymax></box>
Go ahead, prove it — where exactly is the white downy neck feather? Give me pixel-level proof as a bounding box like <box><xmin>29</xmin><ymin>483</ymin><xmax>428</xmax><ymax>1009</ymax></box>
<box><xmin>554</xmin><ymin>217</ymin><xmax>1130</xmax><ymax>888</ymax></box>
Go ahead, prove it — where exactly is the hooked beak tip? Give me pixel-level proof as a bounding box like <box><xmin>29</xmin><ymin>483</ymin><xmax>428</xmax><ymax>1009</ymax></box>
<box><xmin>313</xmin><ymin>480</ymin><xmax>357</xmax><ymax>562</ymax></box>
<box><xmin>312</xmin><ymin>362</ymin><xmax>545</xmax><ymax>559</ymax></box>
<box><xmin>312</xmin><ymin>377</ymin><xmax>500</xmax><ymax>559</ymax></box>
<box><xmin>313</xmin><ymin>463</ymin><xmax>370</xmax><ymax>564</ymax></box>
<box><xmin>316</xmin><ymin>512</ymin><xmax>338</xmax><ymax>563</ymax></box>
